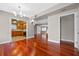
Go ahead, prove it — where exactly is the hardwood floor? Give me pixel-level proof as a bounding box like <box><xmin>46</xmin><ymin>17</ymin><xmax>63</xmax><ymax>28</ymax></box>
<box><xmin>0</xmin><ymin>35</ymin><xmax>79</xmax><ymax>56</ymax></box>
<box><xmin>60</xmin><ymin>41</ymin><xmax>79</xmax><ymax>56</ymax></box>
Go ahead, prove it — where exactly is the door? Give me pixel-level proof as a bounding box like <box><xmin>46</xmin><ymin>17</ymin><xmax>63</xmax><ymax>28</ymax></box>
<box><xmin>60</xmin><ymin>14</ymin><xmax>74</xmax><ymax>46</ymax></box>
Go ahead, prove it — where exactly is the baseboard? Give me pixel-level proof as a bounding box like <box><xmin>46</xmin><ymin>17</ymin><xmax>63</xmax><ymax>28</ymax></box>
<box><xmin>0</xmin><ymin>41</ymin><xmax>11</xmax><ymax>44</ymax></box>
<box><xmin>48</xmin><ymin>40</ymin><xmax>60</xmax><ymax>43</ymax></box>
<box><xmin>26</xmin><ymin>36</ymin><xmax>34</xmax><ymax>39</ymax></box>
<box><xmin>61</xmin><ymin>39</ymin><xmax>74</xmax><ymax>43</ymax></box>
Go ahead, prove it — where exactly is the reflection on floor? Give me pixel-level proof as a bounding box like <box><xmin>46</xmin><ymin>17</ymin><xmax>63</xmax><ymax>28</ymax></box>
<box><xmin>0</xmin><ymin>35</ymin><xmax>79</xmax><ymax>56</ymax></box>
<box><xmin>60</xmin><ymin>41</ymin><xmax>79</xmax><ymax>56</ymax></box>
<box><xmin>12</xmin><ymin>36</ymin><xmax>26</xmax><ymax>41</ymax></box>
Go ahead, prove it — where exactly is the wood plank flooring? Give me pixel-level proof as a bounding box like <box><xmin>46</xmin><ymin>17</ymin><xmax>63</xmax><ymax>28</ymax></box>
<box><xmin>0</xmin><ymin>35</ymin><xmax>79</xmax><ymax>56</ymax></box>
<box><xmin>60</xmin><ymin>41</ymin><xmax>79</xmax><ymax>56</ymax></box>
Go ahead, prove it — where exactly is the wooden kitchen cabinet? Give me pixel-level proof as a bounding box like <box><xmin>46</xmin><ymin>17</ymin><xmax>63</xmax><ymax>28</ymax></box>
<box><xmin>16</xmin><ymin>20</ymin><xmax>26</xmax><ymax>30</ymax></box>
<box><xmin>12</xmin><ymin>31</ymin><xmax>24</xmax><ymax>36</ymax></box>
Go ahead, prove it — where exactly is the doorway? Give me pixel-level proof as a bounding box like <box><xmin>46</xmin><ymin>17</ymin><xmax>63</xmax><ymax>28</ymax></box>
<box><xmin>11</xmin><ymin>19</ymin><xmax>27</xmax><ymax>41</ymax></box>
<box><xmin>35</xmin><ymin>24</ymin><xmax>48</xmax><ymax>44</ymax></box>
<box><xmin>41</xmin><ymin>26</ymin><xmax>48</xmax><ymax>39</ymax></box>
<box><xmin>60</xmin><ymin>14</ymin><xmax>74</xmax><ymax>47</ymax></box>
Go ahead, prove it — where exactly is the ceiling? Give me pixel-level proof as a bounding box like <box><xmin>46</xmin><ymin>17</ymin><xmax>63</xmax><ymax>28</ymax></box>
<box><xmin>0</xmin><ymin>3</ymin><xmax>58</xmax><ymax>17</ymax></box>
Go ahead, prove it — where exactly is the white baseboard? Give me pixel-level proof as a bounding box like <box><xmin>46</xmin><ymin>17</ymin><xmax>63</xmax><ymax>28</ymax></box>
<box><xmin>0</xmin><ymin>41</ymin><xmax>11</xmax><ymax>44</ymax></box>
<box><xmin>61</xmin><ymin>39</ymin><xmax>74</xmax><ymax>43</ymax></box>
<box><xmin>75</xmin><ymin>45</ymin><xmax>78</xmax><ymax>48</ymax></box>
<box><xmin>48</xmin><ymin>40</ymin><xmax>60</xmax><ymax>43</ymax></box>
<box><xmin>26</xmin><ymin>36</ymin><xmax>34</xmax><ymax>39</ymax></box>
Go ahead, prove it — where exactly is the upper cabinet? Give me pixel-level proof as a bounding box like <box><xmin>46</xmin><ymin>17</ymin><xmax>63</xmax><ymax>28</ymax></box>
<box><xmin>16</xmin><ymin>20</ymin><xmax>26</xmax><ymax>30</ymax></box>
<box><xmin>12</xmin><ymin>19</ymin><xmax>17</xmax><ymax>24</ymax></box>
<box><xmin>11</xmin><ymin>19</ymin><xmax>27</xmax><ymax>30</ymax></box>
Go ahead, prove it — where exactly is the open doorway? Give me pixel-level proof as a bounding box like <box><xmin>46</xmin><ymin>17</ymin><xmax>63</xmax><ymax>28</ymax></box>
<box><xmin>41</xmin><ymin>26</ymin><xmax>48</xmax><ymax>39</ymax></box>
<box><xmin>60</xmin><ymin>14</ymin><xmax>74</xmax><ymax>47</ymax></box>
<box><xmin>34</xmin><ymin>24</ymin><xmax>48</xmax><ymax>44</ymax></box>
<box><xmin>36</xmin><ymin>24</ymin><xmax>48</xmax><ymax>38</ymax></box>
<box><xmin>11</xmin><ymin>19</ymin><xmax>27</xmax><ymax>41</ymax></box>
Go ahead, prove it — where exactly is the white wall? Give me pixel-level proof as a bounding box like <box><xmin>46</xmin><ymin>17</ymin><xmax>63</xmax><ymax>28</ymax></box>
<box><xmin>27</xmin><ymin>23</ymin><xmax>34</xmax><ymax>38</ymax></box>
<box><xmin>36</xmin><ymin>19</ymin><xmax>48</xmax><ymax>24</ymax></box>
<box><xmin>60</xmin><ymin>14</ymin><xmax>74</xmax><ymax>42</ymax></box>
<box><xmin>26</xmin><ymin>19</ymin><xmax>34</xmax><ymax>39</ymax></box>
<box><xmin>48</xmin><ymin>8</ymin><xmax>79</xmax><ymax>48</ymax></box>
<box><xmin>0</xmin><ymin>11</ymin><xmax>14</xmax><ymax>44</ymax></box>
<box><xmin>48</xmin><ymin>15</ymin><xmax>60</xmax><ymax>43</ymax></box>
<box><xmin>75</xmin><ymin>12</ymin><xmax>79</xmax><ymax>49</ymax></box>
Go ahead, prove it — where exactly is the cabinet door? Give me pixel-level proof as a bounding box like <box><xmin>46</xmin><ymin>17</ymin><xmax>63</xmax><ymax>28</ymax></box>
<box><xmin>16</xmin><ymin>21</ymin><xmax>26</xmax><ymax>30</ymax></box>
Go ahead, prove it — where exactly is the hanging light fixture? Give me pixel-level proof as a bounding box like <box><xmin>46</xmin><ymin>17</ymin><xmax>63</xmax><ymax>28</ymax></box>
<box><xmin>12</xmin><ymin>11</ymin><xmax>17</xmax><ymax>17</ymax></box>
<box><xmin>18</xmin><ymin>5</ymin><xmax>23</xmax><ymax>17</ymax></box>
<box><xmin>30</xmin><ymin>15</ymin><xmax>37</xmax><ymax>25</ymax></box>
<box><xmin>31</xmin><ymin>19</ymin><xmax>34</xmax><ymax>24</ymax></box>
<box><xmin>12</xmin><ymin>4</ymin><xmax>28</xmax><ymax>18</ymax></box>
<box><xmin>12</xmin><ymin>5</ymin><xmax>22</xmax><ymax>18</ymax></box>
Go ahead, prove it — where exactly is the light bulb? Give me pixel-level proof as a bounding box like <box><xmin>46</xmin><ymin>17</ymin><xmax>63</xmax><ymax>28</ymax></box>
<box><xmin>13</xmin><ymin>11</ymin><xmax>17</xmax><ymax>17</ymax></box>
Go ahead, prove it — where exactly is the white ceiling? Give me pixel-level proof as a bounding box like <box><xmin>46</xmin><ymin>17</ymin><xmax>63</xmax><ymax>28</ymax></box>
<box><xmin>0</xmin><ymin>3</ymin><xmax>58</xmax><ymax>17</ymax></box>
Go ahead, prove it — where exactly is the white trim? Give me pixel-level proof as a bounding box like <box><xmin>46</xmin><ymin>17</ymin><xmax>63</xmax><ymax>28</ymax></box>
<box><xmin>61</xmin><ymin>39</ymin><xmax>74</xmax><ymax>43</ymax></box>
<box><xmin>0</xmin><ymin>41</ymin><xmax>11</xmax><ymax>44</ymax></box>
<box><xmin>48</xmin><ymin>40</ymin><xmax>60</xmax><ymax>43</ymax></box>
<box><xmin>26</xmin><ymin>36</ymin><xmax>34</xmax><ymax>39</ymax></box>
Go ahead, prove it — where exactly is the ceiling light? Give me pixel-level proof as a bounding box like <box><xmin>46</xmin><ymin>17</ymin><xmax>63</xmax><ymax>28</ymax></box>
<box><xmin>23</xmin><ymin>14</ymin><xmax>26</xmax><ymax>17</ymax></box>
<box><xmin>12</xmin><ymin>11</ymin><xmax>17</xmax><ymax>17</ymax></box>
<box><xmin>31</xmin><ymin>19</ymin><xmax>35</xmax><ymax>25</ymax></box>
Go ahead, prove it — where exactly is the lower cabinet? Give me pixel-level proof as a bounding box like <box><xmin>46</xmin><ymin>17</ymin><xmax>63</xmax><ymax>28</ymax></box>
<box><xmin>12</xmin><ymin>31</ymin><xmax>26</xmax><ymax>37</ymax></box>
